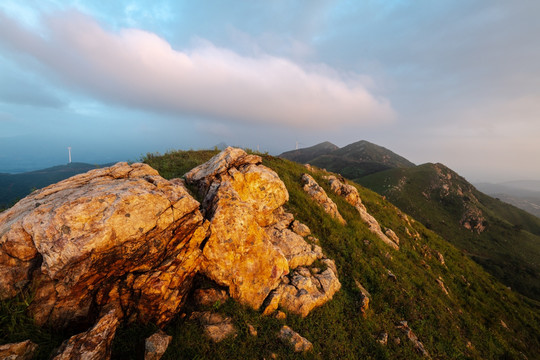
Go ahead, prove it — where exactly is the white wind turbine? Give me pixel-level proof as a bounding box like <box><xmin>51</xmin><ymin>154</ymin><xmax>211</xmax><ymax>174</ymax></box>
<box><xmin>68</xmin><ymin>147</ymin><xmax>72</xmax><ymax>164</ymax></box>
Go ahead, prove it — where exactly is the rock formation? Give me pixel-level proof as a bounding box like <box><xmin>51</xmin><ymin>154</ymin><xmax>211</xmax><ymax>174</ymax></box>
<box><xmin>190</xmin><ymin>311</ymin><xmax>237</xmax><ymax>343</ymax></box>
<box><xmin>301</xmin><ymin>174</ymin><xmax>346</xmax><ymax>224</ymax></box>
<box><xmin>0</xmin><ymin>162</ymin><xmax>206</xmax><ymax>328</ymax></box>
<box><xmin>278</xmin><ymin>325</ymin><xmax>313</xmax><ymax>352</ymax></box>
<box><xmin>323</xmin><ymin>175</ymin><xmax>399</xmax><ymax>250</ymax></box>
<box><xmin>144</xmin><ymin>330</ymin><xmax>172</xmax><ymax>360</ymax></box>
<box><xmin>186</xmin><ymin>148</ymin><xmax>340</xmax><ymax>314</ymax></box>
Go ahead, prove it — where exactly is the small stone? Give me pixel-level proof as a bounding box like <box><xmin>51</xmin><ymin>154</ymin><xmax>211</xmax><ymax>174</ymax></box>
<box><xmin>393</xmin><ymin>337</ymin><xmax>401</xmax><ymax>345</ymax></box>
<box><xmin>144</xmin><ymin>330</ymin><xmax>172</xmax><ymax>360</ymax></box>
<box><xmin>377</xmin><ymin>332</ymin><xmax>388</xmax><ymax>345</ymax></box>
<box><xmin>387</xmin><ymin>270</ymin><xmax>397</xmax><ymax>282</ymax></box>
<box><xmin>291</xmin><ymin>221</ymin><xmax>311</xmax><ymax>237</ymax></box>
<box><xmin>190</xmin><ymin>311</ymin><xmax>237</xmax><ymax>343</ymax></box>
<box><xmin>0</xmin><ymin>340</ymin><xmax>38</xmax><ymax>360</ymax></box>
<box><xmin>275</xmin><ymin>310</ymin><xmax>287</xmax><ymax>320</ymax></box>
<box><xmin>278</xmin><ymin>325</ymin><xmax>313</xmax><ymax>353</ymax></box>
<box><xmin>247</xmin><ymin>323</ymin><xmax>258</xmax><ymax>336</ymax></box>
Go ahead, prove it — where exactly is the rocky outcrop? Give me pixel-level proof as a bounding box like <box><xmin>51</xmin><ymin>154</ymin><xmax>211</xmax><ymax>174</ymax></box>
<box><xmin>355</xmin><ymin>279</ymin><xmax>371</xmax><ymax>316</ymax></box>
<box><xmin>0</xmin><ymin>340</ymin><xmax>38</xmax><ymax>360</ymax></box>
<box><xmin>185</xmin><ymin>148</ymin><xmax>289</xmax><ymax>309</ymax></box>
<box><xmin>396</xmin><ymin>321</ymin><xmax>430</xmax><ymax>358</ymax></box>
<box><xmin>144</xmin><ymin>330</ymin><xmax>172</xmax><ymax>360</ymax></box>
<box><xmin>190</xmin><ymin>311</ymin><xmax>237</xmax><ymax>343</ymax></box>
<box><xmin>301</xmin><ymin>174</ymin><xmax>346</xmax><ymax>224</ymax></box>
<box><xmin>0</xmin><ymin>162</ymin><xmax>206</xmax><ymax>328</ymax></box>
<box><xmin>186</xmin><ymin>148</ymin><xmax>340</xmax><ymax>315</ymax></box>
<box><xmin>323</xmin><ymin>175</ymin><xmax>399</xmax><ymax>250</ymax></box>
<box><xmin>52</xmin><ymin>310</ymin><xmax>119</xmax><ymax>360</ymax></box>
<box><xmin>278</xmin><ymin>325</ymin><xmax>313</xmax><ymax>353</ymax></box>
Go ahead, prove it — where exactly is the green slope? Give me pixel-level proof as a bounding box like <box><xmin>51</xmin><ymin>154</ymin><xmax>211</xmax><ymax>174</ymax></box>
<box><xmin>357</xmin><ymin>163</ymin><xmax>540</xmax><ymax>301</ymax></box>
<box><xmin>2</xmin><ymin>150</ymin><xmax>540</xmax><ymax>359</ymax></box>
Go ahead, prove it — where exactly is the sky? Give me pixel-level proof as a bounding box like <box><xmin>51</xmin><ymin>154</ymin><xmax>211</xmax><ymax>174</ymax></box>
<box><xmin>0</xmin><ymin>1</ymin><xmax>539</xmax><ymax>182</ymax></box>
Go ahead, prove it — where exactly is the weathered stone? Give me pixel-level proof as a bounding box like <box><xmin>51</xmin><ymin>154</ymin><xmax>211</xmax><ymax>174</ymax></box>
<box><xmin>275</xmin><ymin>310</ymin><xmax>287</xmax><ymax>320</ymax></box>
<box><xmin>354</xmin><ymin>279</ymin><xmax>371</xmax><ymax>316</ymax></box>
<box><xmin>265</xmin><ymin>227</ymin><xmax>322</xmax><ymax>269</ymax></box>
<box><xmin>52</xmin><ymin>310</ymin><xmax>119</xmax><ymax>360</ymax></box>
<box><xmin>192</xmin><ymin>288</ymin><xmax>229</xmax><ymax>307</ymax></box>
<box><xmin>247</xmin><ymin>323</ymin><xmax>258</xmax><ymax>336</ymax></box>
<box><xmin>436</xmin><ymin>251</ymin><xmax>445</xmax><ymax>265</ymax></box>
<box><xmin>144</xmin><ymin>330</ymin><xmax>172</xmax><ymax>360</ymax></box>
<box><xmin>377</xmin><ymin>332</ymin><xmax>388</xmax><ymax>345</ymax></box>
<box><xmin>278</xmin><ymin>325</ymin><xmax>313</xmax><ymax>353</ymax></box>
<box><xmin>291</xmin><ymin>221</ymin><xmax>311</xmax><ymax>237</ymax></box>
<box><xmin>0</xmin><ymin>162</ymin><xmax>206</xmax><ymax>328</ymax></box>
<box><xmin>385</xmin><ymin>229</ymin><xmax>400</xmax><ymax>245</ymax></box>
<box><xmin>301</xmin><ymin>174</ymin><xmax>345</xmax><ymax>224</ymax></box>
<box><xmin>396</xmin><ymin>321</ymin><xmax>430</xmax><ymax>358</ymax></box>
<box><xmin>186</xmin><ymin>148</ymin><xmax>289</xmax><ymax>310</ymax></box>
<box><xmin>0</xmin><ymin>340</ymin><xmax>38</xmax><ymax>360</ymax></box>
<box><xmin>387</xmin><ymin>270</ymin><xmax>397</xmax><ymax>282</ymax></box>
<box><xmin>323</xmin><ymin>175</ymin><xmax>399</xmax><ymax>249</ymax></box>
<box><xmin>190</xmin><ymin>311</ymin><xmax>237</xmax><ymax>343</ymax></box>
<box><xmin>436</xmin><ymin>277</ymin><xmax>450</xmax><ymax>296</ymax></box>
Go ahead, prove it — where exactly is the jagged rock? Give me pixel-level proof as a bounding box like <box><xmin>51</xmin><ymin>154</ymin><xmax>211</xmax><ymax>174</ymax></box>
<box><xmin>396</xmin><ymin>321</ymin><xmax>430</xmax><ymax>358</ymax></box>
<box><xmin>387</xmin><ymin>270</ymin><xmax>397</xmax><ymax>282</ymax></box>
<box><xmin>436</xmin><ymin>251</ymin><xmax>445</xmax><ymax>265</ymax></box>
<box><xmin>278</xmin><ymin>325</ymin><xmax>313</xmax><ymax>353</ymax></box>
<box><xmin>52</xmin><ymin>310</ymin><xmax>119</xmax><ymax>360</ymax></box>
<box><xmin>192</xmin><ymin>288</ymin><xmax>229</xmax><ymax>307</ymax></box>
<box><xmin>264</xmin><ymin>259</ymin><xmax>341</xmax><ymax>317</ymax></box>
<box><xmin>301</xmin><ymin>174</ymin><xmax>345</xmax><ymax>224</ymax></box>
<box><xmin>354</xmin><ymin>279</ymin><xmax>371</xmax><ymax>316</ymax></box>
<box><xmin>185</xmin><ymin>148</ymin><xmax>289</xmax><ymax>310</ymax></box>
<box><xmin>291</xmin><ymin>221</ymin><xmax>311</xmax><ymax>237</ymax></box>
<box><xmin>0</xmin><ymin>162</ymin><xmax>206</xmax><ymax>328</ymax></box>
<box><xmin>323</xmin><ymin>175</ymin><xmax>399</xmax><ymax>249</ymax></box>
<box><xmin>144</xmin><ymin>330</ymin><xmax>172</xmax><ymax>360</ymax></box>
<box><xmin>0</xmin><ymin>340</ymin><xmax>38</xmax><ymax>360</ymax></box>
<box><xmin>275</xmin><ymin>310</ymin><xmax>287</xmax><ymax>320</ymax></box>
<box><xmin>190</xmin><ymin>311</ymin><xmax>237</xmax><ymax>343</ymax></box>
<box><xmin>436</xmin><ymin>277</ymin><xmax>450</xmax><ymax>296</ymax></box>
<box><xmin>265</xmin><ymin>226</ymin><xmax>323</xmax><ymax>269</ymax></box>
<box><xmin>377</xmin><ymin>332</ymin><xmax>388</xmax><ymax>345</ymax></box>
<box><xmin>385</xmin><ymin>229</ymin><xmax>400</xmax><ymax>245</ymax></box>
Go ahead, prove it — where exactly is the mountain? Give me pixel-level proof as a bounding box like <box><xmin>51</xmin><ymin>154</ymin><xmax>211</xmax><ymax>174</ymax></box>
<box><xmin>279</xmin><ymin>141</ymin><xmax>339</xmax><ymax>163</ymax></box>
<box><xmin>280</xmin><ymin>140</ymin><xmax>415</xmax><ymax>179</ymax></box>
<box><xmin>0</xmin><ymin>162</ymin><xmax>113</xmax><ymax>210</ymax></box>
<box><xmin>357</xmin><ymin>162</ymin><xmax>540</xmax><ymax>301</ymax></box>
<box><xmin>475</xmin><ymin>182</ymin><xmax>540</xmax><ymax>218</ymax></box>
<box><xmin>2</xmin><ymin>149</ymin><xmax>540</xmax><ymax>359</ymax></box>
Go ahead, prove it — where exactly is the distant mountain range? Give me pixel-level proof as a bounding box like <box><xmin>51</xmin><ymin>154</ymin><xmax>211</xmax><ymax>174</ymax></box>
<box><xmin>281</xmin><ymin>141</ymin><xmax>540</xmax><ymax>301</ymax></box>
<box><xmin>0</xmin><ymin>162</ymin><xmax>114</xmax><ymax>209</ymax></box>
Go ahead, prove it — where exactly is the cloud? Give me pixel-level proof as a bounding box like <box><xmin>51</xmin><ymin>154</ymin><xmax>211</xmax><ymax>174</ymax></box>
<box><xmin>0</xmin><ymin>10</ymin><xmax>394</xmax><ymax>129</ymax></box>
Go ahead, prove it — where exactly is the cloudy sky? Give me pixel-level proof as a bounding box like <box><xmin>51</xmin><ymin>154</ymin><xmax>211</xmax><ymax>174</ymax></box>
<box><xmin>0</xmin><ymin>1</ymin><xmax>539</xmax><ymax>182</ymax></box>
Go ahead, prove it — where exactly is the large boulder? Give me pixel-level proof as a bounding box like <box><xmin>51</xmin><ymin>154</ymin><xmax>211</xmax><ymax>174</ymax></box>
<box><xmin>185</xmin><ymin>148</ymin><xmax>290</xmax><ymax>309</ymax></box>
<box><xmin>0</xmin><ymin>162</ymin><xmax>207</xmax><ymax>328</ymax></box>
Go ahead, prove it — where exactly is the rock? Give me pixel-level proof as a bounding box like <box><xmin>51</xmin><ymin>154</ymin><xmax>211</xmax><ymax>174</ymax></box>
<box><xmin>265</xmin><ymin>226</ymin><xmax>322</xmax><ymax>269</ymax></box>
<box><xmin>291</xmin><ymin>221</ymin><xmax>311</xmax><ymax>237</ymax></box>
<box><xmin>247</xmin><ymin>323</ymin><xmax>258</xmax><ymax>336</ymax></box>
<box><xmin>278</xmin><ymin>325</ymin><xmax>313</xmax><ymax>353</ymax></box>
<box><xmin>301</xmin><ymin>174</ymin><xmax>345</xmax><ymax>225</ymax></box>
<box><xmin>192</xmin><ymin>288</ymin><xmax>229</xmax><ymax>307</ymax></box>
<box><xmin>52</xmin><ymin>309</ymin><xmax>119</xmax><ymax>360</ymax></box>
<box><xmin>387</xmin><ymin>270</ymin><xmax>397</xmax><ymax>282</ymax></box>
<box><xmin>185</xmin><ymin>148</ymin><xmax>289</xmax><ymax>310</ymax></box>
<box><xmin>323</xmin><ymin>175</ymin><xmax>399</xmax><ymax>250</ymax></box>
<box><xmin>385</xmin><ymin>229</ymin><xmax>400</xmax><ymax>245</ymax></box>
<box><xmin>436</xmin><ymin>251</ymin><xmax>445</xmax><ymax>265</ymax></box>
<box><xmin>275</xmin><ymin>310</ymin><xmax>287</xmax><ymax>320</ymax></box>
<box><xmin>265</xmin><ymin>259</ymin><xmax>341</xmax><ymax>317</ymax></box>
<box><xmin>377</xmin><ymin>332</ymin><xmax>388</xmax><ymax>345</ymax></box>
<box><xmin>354</xmin><ymin>279</ymin><xmax>371</xmax><ymax>316</ymax></box>
<box><xmin>190</xmin><ymin>311</ymin><xmax>237</xmax><ymax>343</ymax></box>
<box><xmin>0</xmin><ymin>340</ymin><xmax>38</xmax><ymax>360</ymax></box>
<box><xmin>144</xmin><ymin>330</ymin><xmax>172</xmax><ymax>360</ymax></box>
<box><xmin>0</xmin><ymin>162</ymin><xmax>206</xmax><ymax>328</ymax></box>
<box><xmin>436</xmin><ymin>277</ymin><xmax>450</xmax><ymax>296</ymax></box>
<box><xmin>396</xmin><ymin>321</ymin><xmax>430</xmax><ymax>358</ymax></box>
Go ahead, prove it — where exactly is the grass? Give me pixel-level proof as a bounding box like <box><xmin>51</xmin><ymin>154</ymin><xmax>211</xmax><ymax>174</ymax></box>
<box><xmin>1</xmin><ymin>149</ymin><xmax>540</xmax><ymax>359</ymax></box>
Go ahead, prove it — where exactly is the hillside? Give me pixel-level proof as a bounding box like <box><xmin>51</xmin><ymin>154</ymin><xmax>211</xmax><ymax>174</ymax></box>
<box><xmin>475</xmin><ymin>182</ymin><xmax>540</xmax><ymax>218</ymax></box>
<box><xmin>280</xmin><ymin>140</ymin><xmax>415</xmax><ymax>179</ymax></box>
<box><xmin>358</xmin><ymin>163</ymin><xmax>540</xmax><ymax>301</ymax></box>
<box><xmin>0</xmin><ymin>163</ymin><xmax>111</xmax><ymax>209</ymax></box>
<box><xmin>1</xmin><ymin>149</ymin><xmax>539</xmax><ymax>359</ymax></box>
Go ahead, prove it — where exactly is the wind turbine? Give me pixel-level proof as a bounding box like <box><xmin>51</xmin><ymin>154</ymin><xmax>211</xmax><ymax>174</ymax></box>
<box><xmin>68</xmin><ymin>147</ymin><xmax>72</xmax><ymax>164</ymax></box>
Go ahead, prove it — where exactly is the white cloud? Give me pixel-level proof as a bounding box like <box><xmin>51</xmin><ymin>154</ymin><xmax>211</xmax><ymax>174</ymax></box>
<box><xmin>0</xmin><ymin>10</ymin><xmax>394</xmax><ymax>129</ymax></box>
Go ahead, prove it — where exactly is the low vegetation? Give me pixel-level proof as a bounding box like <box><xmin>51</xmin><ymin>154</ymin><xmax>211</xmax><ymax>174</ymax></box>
<box><xmin>1</xmin><ymin>149</ymin><xmax>539</xmax><ymax>359</ymax></box>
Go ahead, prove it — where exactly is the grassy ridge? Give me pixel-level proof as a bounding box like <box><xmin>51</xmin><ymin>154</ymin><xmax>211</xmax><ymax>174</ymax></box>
<box><xmin>1</xmin><ymin>150</ymin><xmax>539</xmax><ymax>359</ymax></box>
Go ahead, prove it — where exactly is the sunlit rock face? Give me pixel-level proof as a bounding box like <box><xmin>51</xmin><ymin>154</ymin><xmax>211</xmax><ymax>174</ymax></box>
<box><xmin>185</xmin><ymin>147</ymin><xmax>290</xmax><ymax>309</ymax></box>
<box><xmin>0</xmin><ymin>162</ymin><xmax>206</xmax><ymax>328</ymax></box>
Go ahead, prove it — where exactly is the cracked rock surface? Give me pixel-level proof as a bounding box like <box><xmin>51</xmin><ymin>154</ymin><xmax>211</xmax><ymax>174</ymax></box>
<box><xmin>0</xmin><ymin>162</ymin><xmax>206</xmax><ymax>328</ymax></box>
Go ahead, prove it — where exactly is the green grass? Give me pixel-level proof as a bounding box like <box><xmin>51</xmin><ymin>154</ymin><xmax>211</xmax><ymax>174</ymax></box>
<box><xmin>2</xmin><ymin>150</ymin><xmax>540</xmax><ymax>359</ymax></box>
